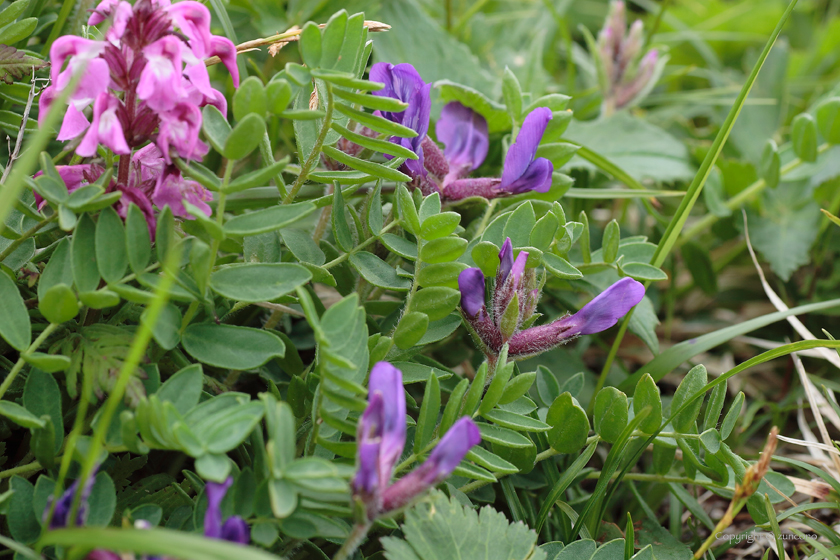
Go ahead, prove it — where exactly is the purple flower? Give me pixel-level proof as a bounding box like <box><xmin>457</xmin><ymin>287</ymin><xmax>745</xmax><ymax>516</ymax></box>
<box><xmin>152</xmin><ymin>168</ymin><xmax>212</xmax><ymax>218</ymax></box>
<box><xmin>498</xmin><ymin>238</ymin><xmax>514</xmax><ymax>282</ymax></box>
<box><xmin>138</xmin><ymin>36</ymin><xmax>185</xmax><ymax>112</ymax></box>
<box><xmin>88</xmin><ymin>0</ymin><xmax>132</xmax><ymax>45</ymax></box>
<box><xmin>353</xmin><ymin>363</ymin><xmax>479</xmax><ymax>520</ymax></box>
<box><xmin>508</xmin><ymin>277</ymin><xmax>645</xmax><ymax>358</ymax></box>
<box><xmin>381</xmin><ymin>418</ymin><xmax>481</xmax><ymax>512</ymax></box>
<box><xmin>204</xmin><ymin>477</ymin><xmax>250</xmax><ymax>544</ymax></box>
<box><xmin>76</xmin><ymin>93</ymin><xmax>130</xmax><ymax>157</ymax></box>
<box><xmin>436</xmin><ymin>102</ymin><xmax>489</xmax><ymax>185</ymax></box>
<box><xmin>157</xmin><ymin>102</ymin><xmax>208</xmax><ymax>162</ymax></box>
<box><xmin>44</xmin><ymin>473</ymin><xmax>97</xmax><ymax>529</ymax></box>
<box><xmin>352</xmin><ymin>362</ymin><xmax>406</xmax><ymax>509</ymax></box>
<box><xmin>499</xmin><ymin>108</ymin><xmax>553</xmax><ymax>194</ymax></box>
<box><xmin>458</xmin><ymin>268</ymin><xmax>486</xmax><ymax>318</ymax></box>
<box><xmin>370</xmin><ymin>62</ymin><xmax>431</xmax><ymax>178</ymax></box>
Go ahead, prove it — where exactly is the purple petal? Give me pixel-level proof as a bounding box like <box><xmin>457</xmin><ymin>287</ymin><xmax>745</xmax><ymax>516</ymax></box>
<box><xmin>571</xmin><ymin>277</ymin><xmax>645</xmax><ymax>334</ymax></box>
<box><xmin>381</xmin><ymin>418</ymin><xmax>480</xmax><ymax>512</ymax></box>
<box><xmin>370</xmin><ymin>62</ymin><xmax>431</xmax><ymax>155</ymax></box>
<box><xmin>57</xmin><ymin>105</ymin><xmax>91</xmax><ymax>141</ymax></box>
<box><xmin>167</xmin><ymin>1</ymin><xmax>214</xmax><ymax>58</ymax></box>
<box><xmin>510</xmin><ymin>250</ymin><xmax>529</xmax><ymax>287</ymax></box>
<box><xmin>458</xmin><ymin>268</ymin><xmax>486</xmax><ymax>317</ymax></box>
<box><xmin>436</xmin><ymin>102</ymin><xmax>489</xmax><ymax>181</ymax></box>
<box><xmin>220</xmin><ymin>516</ymin><xmax>250</xmax><ymax>544</ymax></box>
<box><xmin>203</xmin><ymin>476</ymin><xmax>233</xmax><ymax>539</ymax></box>
<box><xmin>501</xmin><ymin>157</ymin><xmax>553</xmax><ymax>194</ymax></box>
<box><xmin>138</xmin><ymin>36</ymin><xmax>184</xmax><ymax>112</ymax></box>
<box><xmin>210</xmin><ymin>36</ymin><xmax>239</xmax><ymax>87</ymax></box>
<box><xmin>498</xmin><ymin>238</ymin><xmax>513</xmax><ymax>282</ymax></box>
<box><xmin>500</xmin><ymin>108</ymin><xmax>552</xmax><ymax>190</ymax></box>
<box><xmin>368</xmin><ymin>361</ymin><xmax>406</xmax><ymax>483</ymax></box>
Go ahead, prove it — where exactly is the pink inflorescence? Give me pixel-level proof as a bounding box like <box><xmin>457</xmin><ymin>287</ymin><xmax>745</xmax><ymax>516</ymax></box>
<box><xmin>37</xmin><ymin>0</ymin><xmax>239</xmax><ymax>231</ymax></box>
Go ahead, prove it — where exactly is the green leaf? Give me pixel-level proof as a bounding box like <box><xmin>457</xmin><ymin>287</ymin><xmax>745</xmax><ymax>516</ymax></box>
<box><xmin>703</xmin><ymin>379</ymin><xmax>728</xmax><ymax>433</ymax></box>
<box><xmin>142</xmin><ymin>303</ymin><xmax>181</xmax><ymax>351</ymax></box>
<box><xmin>223</xmin><ymin>114</ymin><xmax>266</xmax><ymax>160</ymax></box>
<box><xmin>72</xmin><ymin>213</ymin><xmax>100</xmax><ymax>292</ymax></box>
<box><xmin>471</xmin><ymin>241</ymin><xmax>500</xmax><ymax>277</ymax></box>
<box><xmin>482</xmin><ymin>408</ymin><xmax>550</xmax><ymax>432</ymax></box>
<box><xmin>791</xmin><ymin>113</ymin><xmax>818</xmax><ymax>162</ymax></box>
<box><xmin>331</xmin><ymin>123</ymin><xmax>418</xmax><ymax>160</ymax></box>
<box><xmin>224</xmin><ymin>160</ymin><xmax>289</xmax><ymax>194</ymax></box>
<box><xmin>542</xmin><ymin>253</ymin><xmax>582</xmax><ymax>280</ymax></box>
<box><xmin>78</xmin><ymin>289</ymin><xmax>120</xmax><ymax>309</ymax></box>
<box><xmin>0</xmin><ymin>44</ymin><xmax>45</xmax><ymax>83</ymax></box>
<box><xmin>232</xmin><ymin>76</ymin><xmax>267</xmax><ymax>121</ymax></box>
<box><xmin>680</xmin><ymin>242</ymin><xmax>717</xmax><ymax>295</ymax></box>
<box><xmin>224</xmin><ymin>203</ymin><xmax>317</xmax><ymax>236</ymax></box>
<box><xmin>350</xmin><ymin>252</ymin><xmax>411</xmax><ymax>291</ymax></box>
<box><xmin>416</xmin><ymin>262</ymin><xmax>468</xmax><ymax>289</ymax></box>
<box><xmin>535</xmin><ymin>366</ymin><xmax>560</xmax><ymax>406</ymax></box>
<box><xmin>266</xmin><ymin>79</ymin><xmax>292</xmax><ymax>114</ymax></box>
<box><xmin>601</xmin><ymin>220</ymin><xmax>620</xmax><ymax>264</ymax></box>
<box><xmin>593</xmin><ymin>387</ymin><xmax>628</xmax><ymax>444</ymax></box>
<box><xmin>23</xmin><ymin>369</ymin><xmax>63</xmax><ymax>453</ymax></box>
<box><xmin>476</xmin><ymin>422</ymin><xmax>532</xmax><ymax>449</ymax></box>
<box><xmin>95</xmin><ymin>207</ymin><xmax>128</xmax><ymax>283</ymax></box>
<box><xmin>502</xmin><ymin>203</ymin><xmax>536</xmax><ymax>247</ymax></box>
<box><xmin>409</xmin><ymin>287</ymin><xmax>459</xmax><ymax>321</ymax></box>
<box><xmin>419</xmin><ymin>237</ymin><xmax>467</xmax><ymax>264</ymax></box>
<box><xmin>280</xmin><ymin>229</ymin><xmax>325</xmax><ymax>265</ymax></box>
<box><xmin>720</xmin><ymin>391</ymin><xmax>744</xmax><ymax>440</ymax></box>
<box><xmin>618</xmin><ymin>262</ymin><xmax>668</xmax><ymax>282</ymax></box>
<box><xmin>182</xmin><ymin>324</ymin><xmax>286</xmax><ymax>370</ymax></box>
<box><xmin>394</xmin><ymin>311</ymin><xmax>429</xmax><ymax>350</ymax></box>
<box><xmin>759</xmin><ymin>139</ymin><xmax>780</xmax><ymax>189</ymax></box>
<box><xmin>0</xmin><ymin>400</ymin><xmax>45</xmax><ymax>428</ymax></box>
<box><xmin>501</xmin><ymin>67</ymin><xmax>522</xmax><ymax>121</ymax></box>
<box><xmin>0</xmin><ymin>1</ymin><xmax>30</xmax><ymax>29</ymax></box>
<box><xmin>478</xmin><ymin>359</ymin><xmax>514</xmax><ymax>415</ymax></box>
<box><xmin>322</xmin><ymin>146</ymin><xmax>410</xmax><ymax>183</ymax></box>
<box><xmin>0</xmin><ymin>17</ymin><xmax>36</xmax><ymax>44</ymax></box>
<box><xmin>632</xmin><ymin>374</ymin><xmax>662</xmax><ymax>434</ymax></box>
<box><xmin>38</xmin><ymin>238</ymin><xmax>72</xmax><ymax>301</ymax></box>
<box><xmin>38</xmin><ymin>283</ymin><xmax>79</xmax><ymax>324</ymax></box>
<box><xmin>546</xmin><ymin>393</ymin><xmax>589</xmax><ymax>454</ymax></box>
<box><xmin>816</xmin><ymin>97</ymin><xmax>840</xmax><ymax>143</ymax></box>
<box><xmin>670</xmin><ymin>365</ymin><xmax>707</xmax><ymax>433</ymax></box>
<box><xmin>7</xmin><ymin>477</ymin><xmax>39</xmax><ymax>543</ymax></box>
<box><xmin>498</xmin><ymin>371</ymin><xmax>536</xmax><ymax>406</ymax></box>
<box><xmin>125</xmin><ymin>204</ymin><xmax>152</xmax><ymax>274</ymax></box>
<box><xmin>413</xmin><ymin>373</ymin><xmax>441</xmax><ymax>453</ymax></box>
<box><xmin>381</xmin><ymin>490</ymin><xmax>544</xmax><ymax>560</ymax></box>
<box><xmin>0</xmin><ymin>269</ymin><xmax>29</xmax><ymax>349</ymax></box>
<box><xmin>202</xmin><ymin>105</ymin><xmax>231</xmax><ymax>154</ymax></box>
<box><xmin>334</xmin><ymin>103</ymin><xmax>419</xmax><ymax>139</ymax></box>
<box><xmin>332</xmin><ymin>88</ymin><xmax>408</xmax><ymax>112</ymax></box>
<box><xmin>209</xmin><ymin>263</ymin><xmax>311</xmax><ymax>302</ymax></box>
<box><xmin>331</xmin><ymin>184</ymin><xmax>354</xmax><ymax>252</ymax></box>
<box><xmin>157</xmin><ymin>364</ymin><xmax>203</xmax><ymax>415</ymax></box>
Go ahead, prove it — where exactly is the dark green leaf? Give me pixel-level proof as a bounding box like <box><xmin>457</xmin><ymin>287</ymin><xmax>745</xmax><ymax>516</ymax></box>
<box><xmin>182</xmin><ymin>324</ymin><xmax>285</xmax><ymax>370</ymax></box>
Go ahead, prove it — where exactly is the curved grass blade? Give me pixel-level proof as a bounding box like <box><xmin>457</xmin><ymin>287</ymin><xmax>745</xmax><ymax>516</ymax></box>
<box><xmin>619</xmin><ymin>298</ymin><xmax>840</xmax><ymax>392</ymax></box>
<box><xmin>535</xmin><ymin>440</ymin><xmax>598</xmax><ymax>533</ymax></box>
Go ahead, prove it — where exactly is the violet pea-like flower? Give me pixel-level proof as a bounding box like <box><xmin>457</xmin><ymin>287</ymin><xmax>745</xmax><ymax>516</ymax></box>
<box><xmin>443</xmin><ymin>108</ymin><xmax>554</xmax><ymax>200</ymax></box>
<box><xmin>152</xmin><ymin>167</ymin><xmax>212</xmax><ymax>218</ymax></box>
<box><xmin>204</xmin><ymin>477</ymin><xmax>250</xmax><ymax>544</ymax></box>
<box><xmin>43</xmin><ymin>472</ymin><xmax>98</xmax><ymax>529</ymax></box>
<box><xmin>76</xmin><ymin>93</ymin><xmax>130</xmax><ymax>157</ymax></box>
<box><xmin>352</xmin><ymin>362</ymin><xmax>480</xmax><ymax>520</ymax></box>
<box><xmin>370</xmin><ymin>62</ymin><xmax>431</xmax><ymax>178</ymax></box>
<box><xmin>435</xmin><ymin>101</ymin><xmax>489</xmax><ymax>186</ymax></box>
<box><xmin>507</xmin><ymin>277</ymin><xmax>645</xmax><ymax>359</ymax></box>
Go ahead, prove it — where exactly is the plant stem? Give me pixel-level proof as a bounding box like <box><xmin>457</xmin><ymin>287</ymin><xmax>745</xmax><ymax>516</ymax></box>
<box><xmin>0</xmin><ymin>214</ymin><xmax>56</xmax><ymax>263</ymax></box>
<box><xmin>0</xmin><ymin>323</ymin><xmax>59</xmax><ymax>401</ymax></box>
<box><xmin>589</xmin><ymin>315</ymin><xmax>632</xmax><ymax>413</ymax></box>
<box><xmin>0</xmin><ymin>460</ymin><xmax>43</xmax><ymax>480</ymax></box>
<box><xmin>476</xmin><ymin>199</ymin><xmax>498</xmax><ymax>236</ymax></box>
<box><xmin>284</xmin><ymin>85</ymin><xmax>335</xmax><ymax>204</ymax></box>
<box><xmin>332</xmin><ymin>522</ymin><xmax>372</xmax><ymax>560</ymax></box>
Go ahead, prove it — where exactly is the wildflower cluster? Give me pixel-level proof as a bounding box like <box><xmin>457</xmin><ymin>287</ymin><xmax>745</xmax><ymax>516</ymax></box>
<box><xmin>37</xmin><ymin>0</ymin><xmax>239</xmax><ymax>230</ymax></box>
<box><xmin>459</xmin><ymin>238</ymin><xmax>645</xmax><ymax>362</ymax></box>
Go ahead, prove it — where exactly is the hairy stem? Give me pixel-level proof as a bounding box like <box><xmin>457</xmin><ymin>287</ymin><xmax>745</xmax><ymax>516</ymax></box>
<box><xmin>0</xmin><ymin>214</ymin><xmax>56</xmax><ymax>263</ymax></box>
<box><xmin>284</xmin><ymin>85</ymin><xmax>335</xmax><ymax>204</ymax></box>
<box><xmin>0</xmin><ymin>323</ymin><xmax>59</xmax><ymax>401</ymax></box>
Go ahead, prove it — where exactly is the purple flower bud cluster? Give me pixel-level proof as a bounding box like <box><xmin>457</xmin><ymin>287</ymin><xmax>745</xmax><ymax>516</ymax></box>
<box><xmin>596</xmin><ymin>1</ymin><xmax>660</xmax><ymax>114</ymax></box>
<box><xmin>343</xmin><ymin>62</ymin><xmax>554</xmax><ymax>201</ymax></box>
<box><xmin>352</xmin><ymin>362</ymin><xmax>480</xmax><ymax>520</ymax></box>
<box><xmin>459</xmin><ymin>238</ymin><xmax>645</xmax><ymax>360</ymax></box>
<box><xmin>37</xmin><ymin>0</ymin><xmax>239</xmax><ymax>232</ymax></box>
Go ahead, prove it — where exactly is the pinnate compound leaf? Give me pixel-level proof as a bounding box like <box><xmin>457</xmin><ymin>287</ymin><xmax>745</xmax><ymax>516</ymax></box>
<box><xmin>382</xmin><ymin>490</ymin><xmax>545</xmax><ymax>560</ymax></box>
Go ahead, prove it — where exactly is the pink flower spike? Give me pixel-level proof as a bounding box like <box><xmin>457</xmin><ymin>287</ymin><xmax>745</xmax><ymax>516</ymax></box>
<box><xmin>57</xmin><ymin>105</ymin><xmax>91</xmax><ymax>141</ymax></box>
<box><xmin>61</xmin><ymin>58</ymin><xmax>111</xmax><ymax>110</ymax></box>
<box><xmin>210</xmin><ymin>36</ymin><xmax>239</xmax><ymax>87</ymax></box>
<box><xmin>157</xmin><ymin>103</ymin><xmax>208</xmax><ymax>163</ymax></box>
<box><xmin>152</xmin><ymin>169</ymin><xmax>212</xmax><ymax>218</ymax></box>
<box><xmin>88</xmin><ymin>0</ymin><xmax>132</xmax><ymax>45</ymax></box>
<box><xmin>138</xmin><ymin>36</ymin><xmax>185</xmax><ymax>112</ymax></box>
<box><xmin>167</xmin><ymin>1</ymin><xmax>213</xmax><ymax>58</ymax></box>
<box><xmin>76</xmin><ymin>93</ymin><xmax>130</xmax><ymax>157</ymax></box>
